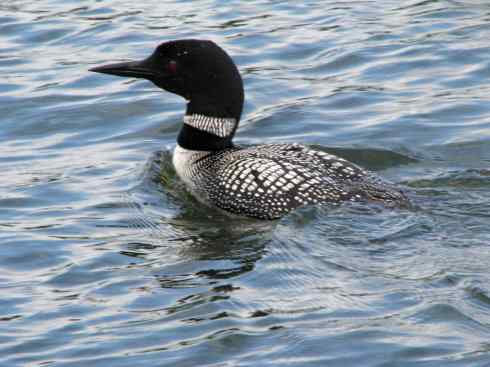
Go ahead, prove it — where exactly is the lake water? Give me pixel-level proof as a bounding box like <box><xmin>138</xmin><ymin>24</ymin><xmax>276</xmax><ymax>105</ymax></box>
<box><xmin>1</xmin><ymin>0</ymin><xmax>490</xmax><ymax>366</ymax></box>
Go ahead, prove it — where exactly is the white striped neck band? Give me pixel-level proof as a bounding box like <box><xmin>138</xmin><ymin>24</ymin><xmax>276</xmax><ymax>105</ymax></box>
<box><xmin>183</xmin><ymin>114</ymin><xmax>237</xmax><ymax>138</ymax></box>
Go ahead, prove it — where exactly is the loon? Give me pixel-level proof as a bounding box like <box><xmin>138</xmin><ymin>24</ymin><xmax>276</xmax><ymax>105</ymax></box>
<box><xmin>90</xmin><ymin>39</ymin><xmax>408</xmax><ymax>219</ymax></box>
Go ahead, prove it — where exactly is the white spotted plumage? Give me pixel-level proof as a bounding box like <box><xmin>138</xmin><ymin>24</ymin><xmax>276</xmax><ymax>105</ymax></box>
<box><xmin>173</xmin><ymin>123</ymin><xmax>408</xmax><ymax>219</ymax></box>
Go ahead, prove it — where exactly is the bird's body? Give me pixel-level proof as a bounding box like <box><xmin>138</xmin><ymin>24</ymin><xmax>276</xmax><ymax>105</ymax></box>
<box><xmin>173</xmin><ymin>142</ymin><xmax>406</xmax><ymax>219</ymax></box>
<box><xmin>91</xmin><ymin>39</ymin><xmax>408</xmax><ymax>219</ymax></box>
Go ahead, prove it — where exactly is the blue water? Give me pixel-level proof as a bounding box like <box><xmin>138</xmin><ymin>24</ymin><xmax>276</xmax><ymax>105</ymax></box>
<box><xmin>1</xmin><ymin>1</ymin><xmax>490</xmax><ymax>366</ymax></box>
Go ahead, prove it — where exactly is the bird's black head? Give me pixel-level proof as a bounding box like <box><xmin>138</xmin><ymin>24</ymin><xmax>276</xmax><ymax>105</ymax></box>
<box><xmin>90</xmin><ymin>39</ymin><xmax>244</xmax><ymax>122</ymax></box>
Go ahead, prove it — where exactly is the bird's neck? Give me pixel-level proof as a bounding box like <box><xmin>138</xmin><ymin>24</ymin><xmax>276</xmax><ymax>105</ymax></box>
<box><xmin>177</xmin><ymin>114</ymin><xmax>237</xmax><ymax>151</ymax></box>
<box><xmin>176</xmin><ymin>96</ymin><xmax>242</xmax><ymax>151</ymax></box>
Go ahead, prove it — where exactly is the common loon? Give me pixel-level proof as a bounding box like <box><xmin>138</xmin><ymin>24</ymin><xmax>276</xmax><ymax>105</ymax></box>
<box><xmin>90</xmin><ymin>39</ymin><xmax>408</xmax><ymax>219</ymax></box>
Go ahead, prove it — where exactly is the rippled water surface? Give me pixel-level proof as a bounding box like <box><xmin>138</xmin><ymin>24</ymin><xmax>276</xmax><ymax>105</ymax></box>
<box><xmin>2</xmin><ymin>0</ymin><xmax>490</xmax><ymax>366</ymax></box>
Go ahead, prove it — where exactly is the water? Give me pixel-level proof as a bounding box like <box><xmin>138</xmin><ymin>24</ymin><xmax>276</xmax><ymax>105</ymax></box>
<box><xmin>1</xmin><ymin>0</ymin><xmax>490</xmax><ymax>365</ymax></box>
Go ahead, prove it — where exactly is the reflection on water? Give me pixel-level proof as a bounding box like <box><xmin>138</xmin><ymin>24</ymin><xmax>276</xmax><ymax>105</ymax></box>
<box><xmin>1</xmin><ymin>0</ymin><xmax>490</xmax><ymax>366</ymax></box>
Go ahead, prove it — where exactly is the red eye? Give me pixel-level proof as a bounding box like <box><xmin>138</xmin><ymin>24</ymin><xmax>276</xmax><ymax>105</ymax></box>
<box><xmin>167</xmin><ymin>60</ymin><xmax>178</xmax><ymax>74</ymax></box>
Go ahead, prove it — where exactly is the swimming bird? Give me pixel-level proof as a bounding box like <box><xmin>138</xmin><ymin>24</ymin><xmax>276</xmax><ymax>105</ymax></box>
<box><xmin>90</xmin><ymin>39</ymin><xmax>408</xmax><ymax>219</ymax></box>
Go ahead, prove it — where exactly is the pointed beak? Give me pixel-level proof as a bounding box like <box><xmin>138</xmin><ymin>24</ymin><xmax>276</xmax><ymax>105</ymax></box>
<box><xmin>89</xmin><ymin>58</ymin><xmax>156</xmax><ymax>79</ymax></box>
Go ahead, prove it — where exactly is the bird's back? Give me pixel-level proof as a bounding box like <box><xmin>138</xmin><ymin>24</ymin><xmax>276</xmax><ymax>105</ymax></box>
<box><xmin>176</xmin><ymin>143</ymin><xmax>408</xmax><ymax>219</ymax></box>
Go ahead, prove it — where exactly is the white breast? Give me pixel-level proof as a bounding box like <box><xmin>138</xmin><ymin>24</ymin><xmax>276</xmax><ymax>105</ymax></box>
<box><xmin>173</xmin><ymin>144</ymin><xmax>210</xmax><ymax>191</ymax></box>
